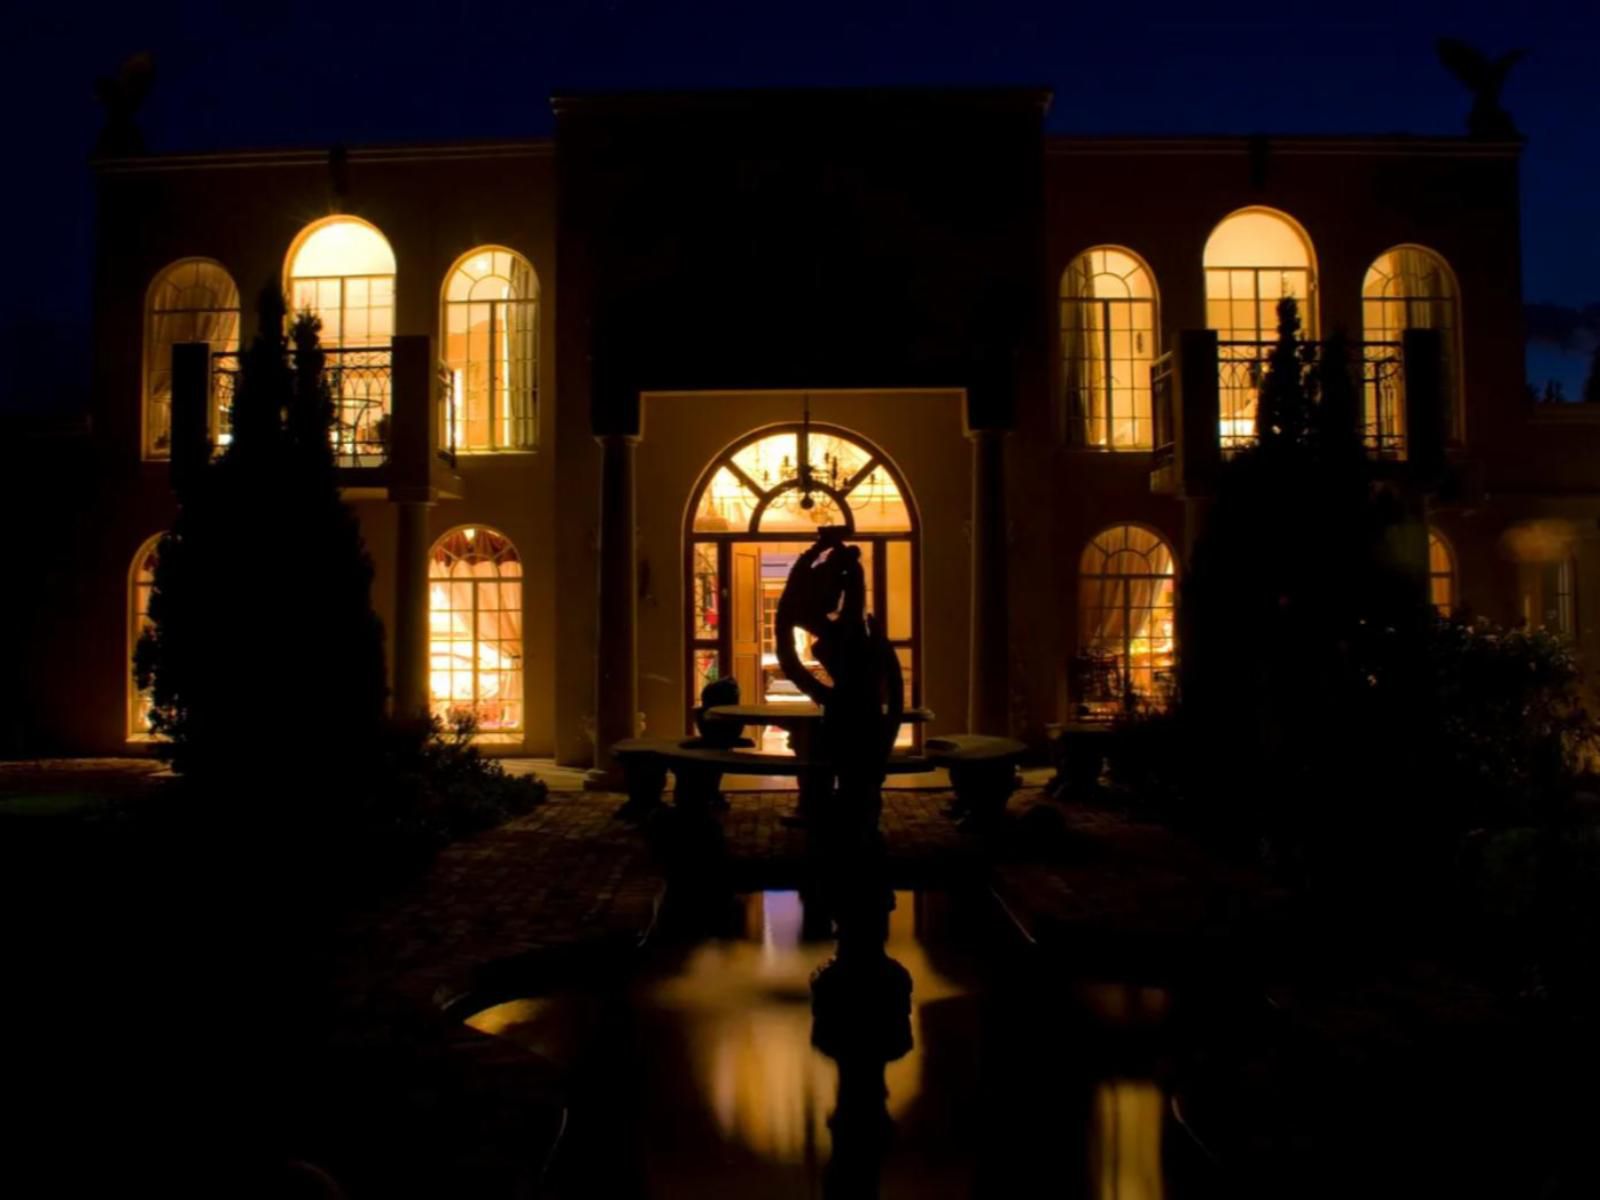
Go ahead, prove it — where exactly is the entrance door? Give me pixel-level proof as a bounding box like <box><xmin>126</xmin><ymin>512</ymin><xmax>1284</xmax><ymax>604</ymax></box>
<box><xmin>685</xmin><ymin>423</ymin><xmax>920</xmax><ymax>750</ymax></box>
<box><xmin>729</xmin><ymin>543</ymin><xmax>762</xmax><ymax>708</ymax></box>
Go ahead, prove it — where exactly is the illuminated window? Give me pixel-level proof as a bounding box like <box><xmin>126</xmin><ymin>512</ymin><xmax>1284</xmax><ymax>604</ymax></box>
<box><xmin>1204</xmin><ymin>208</ymin><xmax>1317</xmax><ymax>450</ymax></box>
<box><xmin>1061</xmin><ymin>247</ymin><xmax>1159</xmax><ymax>450</ymax></box>
<box><xmin>1428</xmin><ymin>528</ymin><xmax>1457</xmax><ymax>617</ymax></box>
<box><xmin>1364</xmin><ymin>246</ymin><xmax>1462</xmax><ymax>447</ymax></box>
<box><xmin>429</xmin><ymin>527</ymin><xmax>523</xmax><ymax>734</ymax></box>
<box><xmin>128</xmin><ymin>534</ymin><xmax>163</xmax><ymax>737</ymax></box>
<box><xmin>1078</xmin><ymin>525</ymin><xmax>1177</xmax><ymax>714</ymax></box>
<box><xmin>286</xmin><ymin>217</ymin><xmax>396</xmax><ymax>465</ymax></box>
<box><xmin>441</xmin><ymin>247</ymin><xmax>538</xmax><ymax>452</ymax></box>
<box><xmin>144</xmin><ymin>260</ymin><xmax>240</xmax><ymax>459</ymax></box>
<box><xmin>686</xmin><ymin>424</ymin><xmax>918</xmax><ymax>745</ymax></box>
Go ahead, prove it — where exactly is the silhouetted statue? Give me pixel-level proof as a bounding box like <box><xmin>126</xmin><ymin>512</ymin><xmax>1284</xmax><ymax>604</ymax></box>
<box><xmin>776</xmin><ymin>526</ymin><xmax>904</xmax><ymax>835</ymax></box>
<box><xmin>94</xmin><ymin>52</ymin><xmax>155</xmax><ymax>157</ymax></box>
<box><xmin>1437</xmin><ymin>38</ymin><xmax>1525</xmax><ymax>139</ymax></box>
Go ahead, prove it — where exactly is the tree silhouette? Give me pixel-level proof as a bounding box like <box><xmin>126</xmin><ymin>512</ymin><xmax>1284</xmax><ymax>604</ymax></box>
<box><xmin>136</xmin><ymin>290</ymin><xmax>386</xmax><ymax>784</ymax></box>
<box><xmin>1583</xmin><ymin>341</ymin><xmax>1600</xmax><ymax>405</ymax></box>
<box><xmin>1179</xmin><ymin>298</ymin><xmax>1423</xmax><ymax>866</ymax></box>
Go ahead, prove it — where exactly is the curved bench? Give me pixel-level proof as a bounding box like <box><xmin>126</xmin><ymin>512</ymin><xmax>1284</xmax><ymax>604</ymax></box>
<box><xmin>612</xmin><ymin>732</ymin><xmax>1027</xmax><ymax>826</ymax></box>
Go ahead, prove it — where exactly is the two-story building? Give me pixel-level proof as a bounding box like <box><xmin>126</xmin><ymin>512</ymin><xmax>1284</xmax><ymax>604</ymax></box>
<box><xmin>16</xmin><ymin>88</ymin><xmax>1596</xmax><ymax>773</ymax></box>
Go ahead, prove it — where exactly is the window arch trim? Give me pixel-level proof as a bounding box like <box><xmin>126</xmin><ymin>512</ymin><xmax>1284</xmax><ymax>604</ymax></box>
<box><xmin>142</xmin><ymin>257</ymin><xmax>241</xmax><ymax>460</ymax></box>
<box><xmin>1363</xmin><ymin>242</ymin><xmax>1464</xmax><ymax>442</ymax></box>
<box><xmin>439</xmin><ymin>245</ymin><xmax>540</xmax><ymax>452</ymax></box>
<box><xmin>1060</xmin><ymin>245</ymin><xmax>1161</xmax><ymax>451</ymax></box>
<box><xmin>686</xmin><ymin>421</ymin><xmax>920</xmax><ymax>537</ymax></box>
<box><xmin>1076</xmin><ymin>522</ymin><xmax>1178</xmax><ymax>715</ymax></box>
<box><xmin>427</xmin><ymin>524</ymin><xmax>525</xmax><ymax>737</ymax></box>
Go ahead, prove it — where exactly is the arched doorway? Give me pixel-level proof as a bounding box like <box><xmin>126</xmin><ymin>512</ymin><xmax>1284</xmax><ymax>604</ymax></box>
<box><xmin>685</xmin><ymin>423</ymin><xmax>919</xmax><ymax>750</ymax></box>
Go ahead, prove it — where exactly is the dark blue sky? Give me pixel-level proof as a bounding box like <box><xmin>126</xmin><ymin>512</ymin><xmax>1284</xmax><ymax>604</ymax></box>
<box><xmin>5</xmin><ymin>1</ymin><xmax>1596</xmax><ymax>410</ymax></box>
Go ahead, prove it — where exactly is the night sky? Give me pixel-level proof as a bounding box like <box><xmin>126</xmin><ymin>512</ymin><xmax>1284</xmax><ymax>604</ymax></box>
<box><xmin>4</xmin><ymin>0</ymin><xmax>1596</xmax><ymax>413</ymax></box>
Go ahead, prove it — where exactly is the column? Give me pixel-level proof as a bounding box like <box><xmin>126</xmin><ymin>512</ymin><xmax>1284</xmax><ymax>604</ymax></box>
<box><xmin>588</xmin><ymin>432</ymin><xmax>641</xmax><ymax>786</ymax></box>
<box><xmin>967</xmin><ymin>427</ymin><xmax>1009</xmax><ymax>734</ymax></box>
<box><xmin>388</xmin><ymin>334</ymin><xmax>437</xmax><ymax>723</ymax></box>
<box><xmin>393</xmin><ymin>499</ymin><xmax>432</xmax><ymax>721</ymax></box>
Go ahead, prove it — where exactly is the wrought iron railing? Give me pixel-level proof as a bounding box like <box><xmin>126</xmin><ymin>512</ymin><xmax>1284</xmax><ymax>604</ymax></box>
<box><xmin>1217</xmin><ymin>341</ymin><xmax>1272</xmax><ymax>454</ymax></box>
<box><xmin>211</xmin><ymin>346</ymin><xmax>393</xmax><ymax>468</ymax></box>
<box><xmin>1360</xmin><ymin>342</ymin><xmax>1407</xmax><ymax>459</ymax></box>
<box><xmin>1213</xmin><ymin>339</ymin><xmax>1408</xmax><ymax>459</ymax></box>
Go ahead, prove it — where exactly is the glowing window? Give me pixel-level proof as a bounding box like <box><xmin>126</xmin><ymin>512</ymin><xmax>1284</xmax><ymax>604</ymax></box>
<box><xmin>429</xmin><ymin>527</ymin><xmax>523</xmax><ymax>734</ymax></box>
<box><xmin>144</xmin><ymin>260</ymin><xmax>240</xmax><ymax>459</ymax></box>
<box><xmin>1078</xmin><ymin>525</ymin><xmax>1177</xmax><ymax>714</ymax></box>
<box><xmin>692</xmin><ymin>428</ymin><xmax>911</xmax><ymax>535</ymax></box>
<box><xmin>441</xmin><ymin>247</ymin><xmax>538</xmax><ymax>452</ymax></box>
<box><xmin>1061</xmin><ymin>247</ymin><xmax>1158</xmax><ymax>450</ymax></box>
<box><xmin>1364</xmin><ymin>246</ymin><xmax>1462</xmax><ymax>445</ymax></box>
<box><xmin>1428</xmin><ymin>528</ymin><xmax>1457</xmax><ymax>617</ymax></box>
<box><xmin>287</xmin><ymin>217</ymin><xmax>396</xmax><ymax>345</ymax></box>
<box><xmin>286</xmin><ymin>217</ymin><xmax>396</xmax><ymax>464</ymax></box>
<box><xmin>686</xmin><ymin>424</ymin><xmax>919</xmax><ymax>743</ymax></box>
<box><xmin>128</xmin><ymin>534</ymin><xmax>163</xmax><ymax>737</ymax></box>
<box><xmin>1205</xmin><ymin>209</ymin><xmax>1317</xmax><ymax>450</ymax></box>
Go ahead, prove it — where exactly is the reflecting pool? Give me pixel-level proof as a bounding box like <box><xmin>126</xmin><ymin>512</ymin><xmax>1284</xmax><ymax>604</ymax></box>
<box><xmin>466</xmin><ymin>890</ymin><xmax>1195</xmax><ymax>1197</ymax></box>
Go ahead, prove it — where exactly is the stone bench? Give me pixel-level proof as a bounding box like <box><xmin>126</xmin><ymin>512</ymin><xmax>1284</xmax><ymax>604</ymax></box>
<box><xmin>611</xmin><ymin>732</ymin><xmax>1027</xmax><ymax>826</ymax></box>
<box><xmin>924</xmin><ymin>734</ymin><xmax>1028</xmax><ymax>828</ymax></box>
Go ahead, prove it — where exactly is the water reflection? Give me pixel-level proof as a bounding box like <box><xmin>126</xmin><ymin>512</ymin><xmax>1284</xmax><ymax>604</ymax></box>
<box><xmin>465</xmin><ymin>889</ymin><xmax>1181</xmax><ymax>1197</ymax></box>
<box><xmin>657</xmin><ymin>891</ymin><xmax>960</xmax><ymax>1165</ymax></box>
<box><xmin>1092</xmin><ymin>1080</ymin><xmax>1166</xmax><ymax>1200</ymax></box>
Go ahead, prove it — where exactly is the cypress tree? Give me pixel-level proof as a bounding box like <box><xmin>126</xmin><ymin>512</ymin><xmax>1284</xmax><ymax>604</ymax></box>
<box><xmin>136</xmin><ymin>289</ymin><xmax>386</xmax><ymax>788</ymax></box>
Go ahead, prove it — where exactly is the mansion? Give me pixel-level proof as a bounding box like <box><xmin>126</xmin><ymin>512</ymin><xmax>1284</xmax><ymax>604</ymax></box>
<box><xmin>14</xmin><ymin>89</ymin><xmax>1598</xmax><ymax>771</ymax></box>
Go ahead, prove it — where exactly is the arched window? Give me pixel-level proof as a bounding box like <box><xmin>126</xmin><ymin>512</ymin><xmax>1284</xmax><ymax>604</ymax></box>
<box><xmin>1204</xmin><ymin>208</ymin><xmax>1317</xmax><ymax>449</ymax></box>
<box><xmin>1364</xmin><ymin>246</ymin><xmax>1462</xmax><ymax>448</ymax></box>
<box><xmin>286</xmin><ymin>216</ymin><xmax>396</xmax><ymax>346</ymax></box>
<box><xmin>441</xmin><ymin>247</ymin><xmax>538</xmax><ymax>452</ymax></box>
<box><xmin>1428</xmin><ymin>527</ymin><xmax>1457</xmax><ymax>617</ymax></box>
<box><xmin>1061</xmin><ymin>247</ymin><xmax>1159</xmax><ymax>450</ymax></box>
<box><xmin>1077</xmin><ymin>525</ymin><xmax>1177</xmax><ymax>714</ymax></box>
<box><xmin>429</xmin><ymin>527</ymin><xmax>524</xmax><ymax>735</ymax></box>
<box><xmin>128</xmin><ymin>534</ymin><xmax>163</xmax><ymax>737</ymax></box>
<box><xmin>144</xmin><ymin>260</ymin><xmax>240</xmax><ymax>459</ymax></box>
<box><xmin>686</xmin><ymin>424</ymin><xmax>918</xmax><ymax>747</ymax></box>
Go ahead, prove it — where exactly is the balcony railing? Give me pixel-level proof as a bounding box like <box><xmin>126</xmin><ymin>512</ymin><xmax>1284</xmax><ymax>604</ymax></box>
<box><xmin>211</xmin><ymin>346</ymin><xmax>393</xmax><ymax>468</ymax></box>
<box><xmin>1360</xmin><ymin>342</ymin><xmax>1407</xmax><ymax>459</ymax></box>
<box><xmin>1213</xmin><ymin>339</ymin><xmax>1409</xmax><ymax>459</ymax></box>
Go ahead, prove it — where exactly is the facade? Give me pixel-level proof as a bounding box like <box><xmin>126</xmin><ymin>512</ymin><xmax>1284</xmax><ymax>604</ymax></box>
<box><xmin>15</xmin><ymin>89</ymin><xmax>1600</xmax><ymax>767</ymax></box>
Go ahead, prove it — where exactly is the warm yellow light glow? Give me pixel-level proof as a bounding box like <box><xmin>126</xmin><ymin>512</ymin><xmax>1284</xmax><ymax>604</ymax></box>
<box><xmin>1078</xmin><ymin>525</ymin><xmax>1177</xmax><ymax>714</ymax></box>
<box><xmin>144</xmin><ymin>259</ymin><xmax>241</xmax><ymax>459</ymax></box>
<box><xmin>429</xmin><ymin>527</ymin><xmax>523</xmax><ymax>733</ymax></box>
<box><xmin>1204</xmin><ymin>209</ymin><xmax>1317</xmax><ymax>449</ymax></box>
<box><xmin>693</xmin><ymin>429</ymin><xmax>912</xmax><ymax>535</ymax></box>
<box><xmin>654</xmin><ymin>891</ymin><xmax>959</xmax><ymax>1164</ymax></box>
<box><xmin>1203</xmin><ymin>209</ymin><xmax>1312</xmax><ymax>270</ymax></box>
<box><xmin>1062</xmin><ymin>246</ymin><xmax>1159</xmax><ymax>450</ymax></box>
<box><xmin>1090</xmin><ymin>1080</ymin><xmax>1165</xmax><ymax>1200</ymax></box>
<box><xmin>442</xmin><ymin>246</ymin><xmax>538</xmax><ymax>451</ymax></box>
<box><xmin>1363</xmin><ymin>245</ymin><xmax>1460</xmax><ymax>445</ymax></box>
<box><xmin>290</xmin><ymin>217</ymin><xmax>396</xmax><ymax>278</ymax></box>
